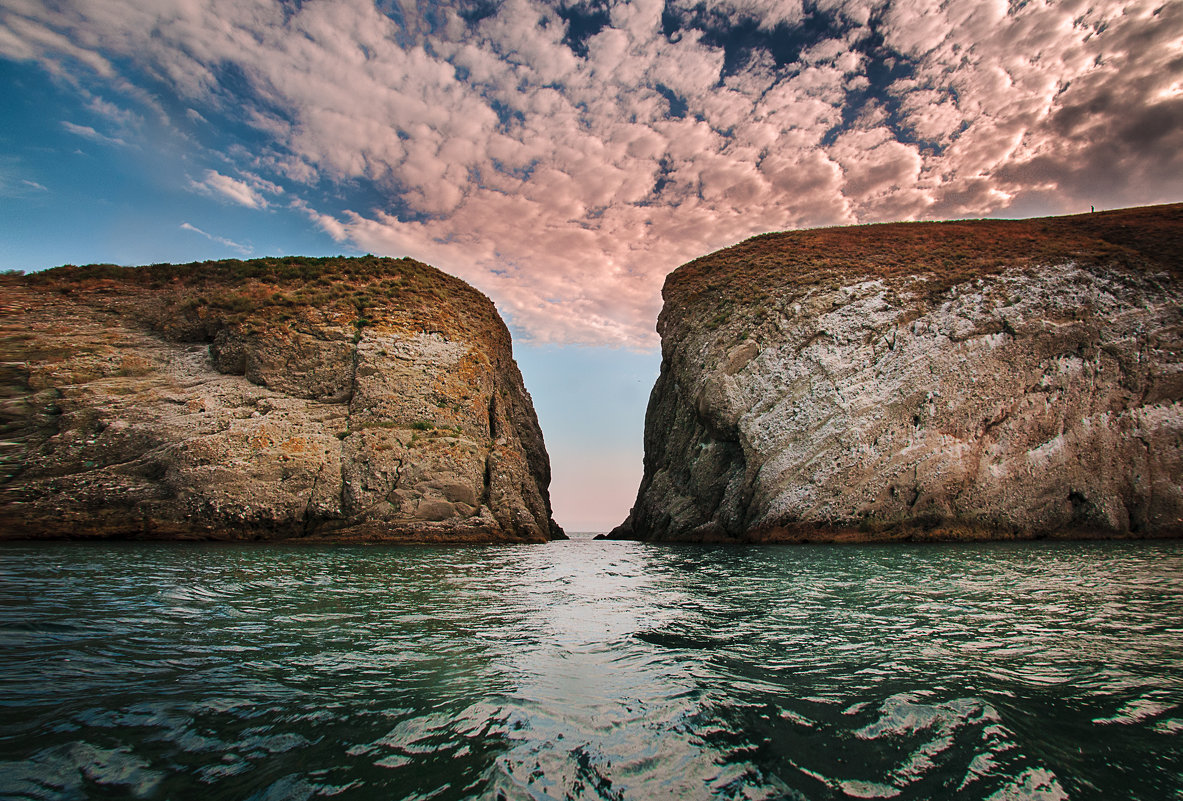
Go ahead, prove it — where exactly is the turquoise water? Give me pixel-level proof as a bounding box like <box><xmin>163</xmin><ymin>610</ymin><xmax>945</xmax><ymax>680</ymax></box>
<box><xmin>1</xmin><ymin>538</ymin><xmax>1181</xmax><ymax>800</ymax></box>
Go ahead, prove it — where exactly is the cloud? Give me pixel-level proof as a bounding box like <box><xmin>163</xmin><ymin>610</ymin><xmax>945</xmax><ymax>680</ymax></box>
<box><xmin>5</xmin><ymin>0</ymin><xmax>1182</xmax><ymax>345</ymax></box>
<box><xmin>0</xmin><ymin>161</ymin><xmax>49</xmax><ymax>198</ymax></box>
<box><xmin>84</xmin><ymin>96</ymin><xmax>134</xmax><ymax>123</ymax></box>
<box><xmin>61</xmin><ymin>120</ymin><xmax>127</xmax><ymax>146</ymax></box>
<box><xmin>180</xmin><ymin>221</ymin><xmax>252</xmax><ymax>254</ymax></box>
<box><xmin>0</xmin><ymin>6</ymin><xmax>114</xmax><ymax>78</ymax></box>
<box><xmin>188</xmin><ymin>169</ymin><xmax>272</xmax><ymax>209</ymax></box>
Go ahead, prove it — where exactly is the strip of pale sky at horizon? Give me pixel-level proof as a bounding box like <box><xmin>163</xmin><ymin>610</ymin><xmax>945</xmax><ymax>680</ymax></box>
<box><xmin>2</xmin><ymin>0</ymin><xmax>1179</xmax><ymax>530</ymax></box>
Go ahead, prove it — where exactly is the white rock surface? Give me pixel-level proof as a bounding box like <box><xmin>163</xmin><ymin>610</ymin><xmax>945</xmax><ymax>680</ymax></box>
<box><xmin>621</xmin><ymin>260</ymin><xmax>1183</xmax><ymax>542</ymax></box>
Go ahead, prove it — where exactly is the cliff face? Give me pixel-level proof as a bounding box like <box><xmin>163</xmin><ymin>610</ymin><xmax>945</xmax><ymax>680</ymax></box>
<box><xmin>615</xmin><ymin>204</ymin><xmax>1183</xmax><ymax>542</ymax></box>
<box><xmin>1</xmin><ymin>257</ymin><xmax>563</xmax><ymax>542</ymax></box>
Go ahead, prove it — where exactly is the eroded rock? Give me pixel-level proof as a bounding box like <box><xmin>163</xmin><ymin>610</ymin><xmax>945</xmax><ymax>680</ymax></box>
<box><xmin>615</xmin><ymin>204</ymin><xmax>1183</xmax><ymax>542</ymax></box>
<box><xmin>0</xmin><ymin>257</ymin><xmax>563</xmax><ymax>543</ymax></box>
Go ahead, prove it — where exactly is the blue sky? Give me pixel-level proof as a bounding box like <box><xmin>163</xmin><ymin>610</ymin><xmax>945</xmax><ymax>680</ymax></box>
<box><xmin>2</xmin><ymin>0</ymin><xmax>1180</xmax><ymax>529</ymax></box>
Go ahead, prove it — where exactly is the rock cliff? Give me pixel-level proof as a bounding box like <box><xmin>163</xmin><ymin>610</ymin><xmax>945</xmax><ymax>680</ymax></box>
<box><xmin>613</xmin><ymin>204</ymin><xmax>1183</xmax><ymax>542</ymax></box>
<box><xmin>1</xmin><ymin>257</ymin><xmax>563</xmax><ymax>542</ymax></box>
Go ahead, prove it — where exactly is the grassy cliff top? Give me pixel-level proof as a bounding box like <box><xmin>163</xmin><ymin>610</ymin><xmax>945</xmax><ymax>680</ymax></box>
<box><xmin>667</xmin><ymin>203</ymin><xmax>1183</xmax><ymax>312</ymax></box>
<box><xmin>8</xmin><ymin>255</ymin><xmax>509</xmax><ymax>348</ymax></box>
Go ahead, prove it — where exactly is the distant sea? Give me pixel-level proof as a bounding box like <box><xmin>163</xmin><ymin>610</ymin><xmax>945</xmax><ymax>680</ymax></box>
<box><xmin>1</xmin><ymin>538</ymin><xmax>1180</xmax><ymax>800</ymax></box>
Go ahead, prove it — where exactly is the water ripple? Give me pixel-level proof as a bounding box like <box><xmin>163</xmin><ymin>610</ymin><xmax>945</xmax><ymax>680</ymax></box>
<box><xmin>1</xmin><ymin>539</ymin><xmax>1181</xmax><ymax>799</ymax></box>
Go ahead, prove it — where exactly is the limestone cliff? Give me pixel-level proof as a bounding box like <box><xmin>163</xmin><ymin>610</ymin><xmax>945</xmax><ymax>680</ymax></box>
<box><xmin>1</xmin><ymin>257</ymin><xmax>564</xmax><ymax>542</ymax></box>
<box><xmin>614</xmin><ymin>204</ymin><xmax>1183</xmax><ymax>543</ymax></box>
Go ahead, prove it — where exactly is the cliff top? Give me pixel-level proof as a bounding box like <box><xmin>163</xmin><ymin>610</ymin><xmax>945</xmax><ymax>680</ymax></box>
<box><xmin>668</xmin><ymin>203</ymin><xmax>1183</xmax><ymax>313</ymax></box>
<box><xmin>5</xmin><ymin>255</ymin><xmax>508</xmax><ymax>349</ymax></box>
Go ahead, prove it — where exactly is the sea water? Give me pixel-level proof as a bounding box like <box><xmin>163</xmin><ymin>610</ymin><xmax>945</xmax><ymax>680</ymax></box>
<box><xmin>1</xmin><ymin>538</ymin><xmax>1180</xmax><ymax>800</ymax></box>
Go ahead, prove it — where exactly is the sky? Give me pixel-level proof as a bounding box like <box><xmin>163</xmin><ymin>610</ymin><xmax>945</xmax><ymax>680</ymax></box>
<box><xmin>2</xmin><ymin>0</ymin><xmax>1181</xmax><ymax>530</ymax></box>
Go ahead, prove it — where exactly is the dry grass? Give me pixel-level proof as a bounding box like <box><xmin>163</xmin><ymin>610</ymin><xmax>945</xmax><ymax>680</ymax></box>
<box><xmin>7</xmin><ymin>255</ymin><xmax>508</xmax><ymax>347</ymax></box>
<box><xmin>668</xmin><ymin>203</ymin><xmax>1183</xmax><ymax>316</ymax></box>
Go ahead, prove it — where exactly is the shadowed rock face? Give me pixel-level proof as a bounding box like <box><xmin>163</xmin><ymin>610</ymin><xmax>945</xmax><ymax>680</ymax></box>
<box><xmin>0</xmin><ymin>257</ymin><xmax>563</xmax><ymax>543</ymax></box>
<box><xmin>613</xmin><ymin>204</ymin><xmax>1183</xmax><ymax>543</ymax></box>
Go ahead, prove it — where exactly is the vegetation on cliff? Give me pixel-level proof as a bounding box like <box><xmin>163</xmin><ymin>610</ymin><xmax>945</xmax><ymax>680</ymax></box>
<box><xmin>12</xmin><ymin>255</ymin><xmax>507</xmax><ymax>347</ymax></box>
<box><xmin>670</xmin><ymin>203</ymin><xmax>1183</xmax><ymax>332</ymax></box>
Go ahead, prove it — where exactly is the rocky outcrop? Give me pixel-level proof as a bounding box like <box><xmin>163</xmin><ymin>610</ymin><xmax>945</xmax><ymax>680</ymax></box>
<box><xmin>613</xmin><ymin>204</ymin><xmax>1183</xmax><ymax>542</ymax></box>
<box><xmin>1</xmin><ymin>257</ymin><xmax>563</xmax><ymax>542</ymax></box>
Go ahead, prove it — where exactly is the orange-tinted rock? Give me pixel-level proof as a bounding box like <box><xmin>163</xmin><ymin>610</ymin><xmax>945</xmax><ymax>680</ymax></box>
<box><xmin>0</xmin><ymin>256</ymin><xmax>563</xmax><ymax>543</ymax></box>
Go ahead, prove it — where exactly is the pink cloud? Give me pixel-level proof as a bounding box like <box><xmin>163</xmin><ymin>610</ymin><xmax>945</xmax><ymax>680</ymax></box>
<box><xmin>4</xmin><ymin>0</ymin><xmax>1181</xmax><ymax>345</ymax></box>
<box><xmin>188</xmin><ymin>169</ymin><xmax>270</xmax><ymax>209</ymax></box>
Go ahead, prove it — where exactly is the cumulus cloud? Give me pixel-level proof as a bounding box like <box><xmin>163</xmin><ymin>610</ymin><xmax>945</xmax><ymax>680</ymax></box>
<box><xmin>4</xmin><ymin>0</ymin><xmax>1181</xmax><ymax>345</ymax></box>
<box><xmin>180</xmin><ymin>222</ymin><xmax>252</xmax><ymax>254</ymax></box>
<box><xmin>188</xmin><ymin>169</ymin><xmax>274</xmax><ymax>209</ymax></box>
